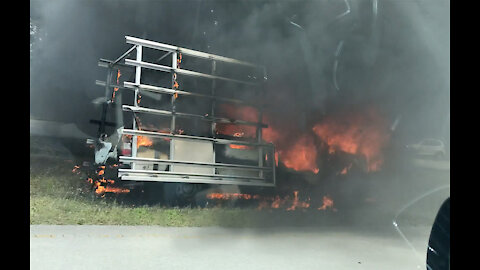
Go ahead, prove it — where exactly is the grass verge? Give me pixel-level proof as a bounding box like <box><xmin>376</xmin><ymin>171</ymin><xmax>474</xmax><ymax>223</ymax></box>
<box><xmin>30</xmin><ymin>158</ymin><xmax>339</xmax><ymax>227</ymax></box>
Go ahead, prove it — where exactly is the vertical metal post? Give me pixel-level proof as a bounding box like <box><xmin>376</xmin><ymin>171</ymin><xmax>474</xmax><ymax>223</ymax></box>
<box><xmin>169</xmin><ymin>51</ymin><xmax>178</xmax><ymax>165</ymax></box>
<box><xmin>210</xmin><ymin>60</ymin><xmax>217</xmax><ymax>137</ymax></box>
<box><xmin>132</xmin><ymin>45</ymin><xmax>142</xmax><ymax>169</ymax></box>
<box><xmin>99</xmin><ymin>68</ymin><xmax>112</xmax><ymax>138</ymax></box>
<box><xmin>257</xmin><ymin>67</ymin><xmax>266</xmax><ymax>179</ymax></box>
<box><xmin>171</xmin><ymin>51</ymin><xmax>177</xmax><ymax>133</ymax></box>
<box><xmin>211</xmin><ymin>60</ymin><xmax>217</xmax><ymax>175</ymax></box>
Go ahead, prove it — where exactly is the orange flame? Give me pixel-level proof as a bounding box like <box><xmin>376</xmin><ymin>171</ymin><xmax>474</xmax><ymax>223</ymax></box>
<box><xmin>279</xmin><ymin>135</ymin><xmax>319</xmax><ymax>173</ymax></box>
<box><xmin>206</xmin><ymin>193</ymin><xmax>258</xmax><ymax>200</ymax></box>
<box><xmin>312</xmin><ymin>108</ymin><xmax>390</xmax><ymax>172</ymax></box>
<box><xmin>286</xmin><ymin>191</ymin><xmax>311</xmax><ymax>211</ymax></box>
<box><xmin>216</xmin><ymin>104</ymin><xmax>259</xmax><ymax>138</ymax></box>
<box><xmin>229</xmin><ymin>144</ymin><xmax>253</xmax><ymax>150</ymax></box>
<box><xmin>111</xmin><ymin>69</ymin><xmax>122</xmax><ymax>101</ymax></box>
<box><xmin>137</xmin><ymin>136</ymin><xmax>153</xmax><ymax>148</ymax></box>
<box><xmin>318</xmin><ymin>195</ymin><xmax>336</xmax><ymax>211</ymax></box>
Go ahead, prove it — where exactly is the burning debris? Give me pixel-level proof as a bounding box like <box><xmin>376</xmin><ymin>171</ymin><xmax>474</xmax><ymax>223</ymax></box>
<box><xmin>205</xmin><ymin>190</ymin><xmax>336</xmax><ymax>212</ymax></box>
<box><xmin>75</xmin><ymin>164</ymin><xmax>130</xmax><ymax>197</ymax></box>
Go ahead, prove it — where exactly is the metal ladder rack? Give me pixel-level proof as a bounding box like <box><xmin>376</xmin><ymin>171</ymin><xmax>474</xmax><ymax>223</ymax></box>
<box><xmin>96</xmin><ymin>36</ymin><xmax>275</xmax><ymax>187</ymax></box>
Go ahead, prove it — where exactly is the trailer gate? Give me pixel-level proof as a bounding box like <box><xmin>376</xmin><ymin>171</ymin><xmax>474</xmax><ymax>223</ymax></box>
<box><xmin>95</xmin><ymin>36</ymin><xmax>275</xmax><ymax>187</ymax></box>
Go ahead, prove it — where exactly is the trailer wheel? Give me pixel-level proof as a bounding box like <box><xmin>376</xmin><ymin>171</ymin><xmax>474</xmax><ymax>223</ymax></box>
<box><xmin>163</xmin><ymin>183</ymin><xmax>200</xmax><ymax>206</ymax></box>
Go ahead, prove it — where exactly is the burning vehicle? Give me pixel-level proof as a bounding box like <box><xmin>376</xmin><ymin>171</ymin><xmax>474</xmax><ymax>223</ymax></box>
<box><xmin>79</xmin><ymin>36</ymin><xmax>391</xmax><ymax>209</ymax></box>
<box><xmin>72</xmin><ymin>1</ymin><xmax>406</xmax><ymax>208</ymax></box>
<box><xmin>86</xmin><ymin>36</ymin><xmax>276</xmax><ymax>204</ymax></box>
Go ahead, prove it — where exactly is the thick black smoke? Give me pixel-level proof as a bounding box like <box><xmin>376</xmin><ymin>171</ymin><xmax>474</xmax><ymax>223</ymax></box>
<box><xmin>30</xmin><ymin>0</ymin><xmax>449</xmax><ymax>150</ymax></box>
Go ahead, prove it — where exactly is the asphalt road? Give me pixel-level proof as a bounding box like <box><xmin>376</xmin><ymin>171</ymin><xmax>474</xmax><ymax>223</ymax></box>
<box><xmin>31</xmin><ymin>224</ymin><xmax>433</xmax><ymax>270</ymax></box>
<box><xmin>30</xmin><ymin>157</ymin><xmax>449</xmax><ymax>270</ymax></box>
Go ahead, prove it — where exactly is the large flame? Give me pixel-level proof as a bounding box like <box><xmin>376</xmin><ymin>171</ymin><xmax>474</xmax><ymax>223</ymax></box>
<box><xmin>215</xmin><ymin>104</ymin><xmax>389</xmax><ymax>174</ymax></box>
<box><xmin>312</xmin><ymin>107</ymin><xmax>390</xmax><ymax>172</ymax></box>
<box><xmin>278</xmin><ymin>135</ymin><xmax>319</xmax><ymax>173</ymax></box>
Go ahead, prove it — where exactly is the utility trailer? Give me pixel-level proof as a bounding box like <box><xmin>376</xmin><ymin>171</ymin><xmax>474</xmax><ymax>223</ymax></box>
<box><xmin>88</xmin><ymin>36</ymin><xmax>276</xmax><ymax>203</ymax></box>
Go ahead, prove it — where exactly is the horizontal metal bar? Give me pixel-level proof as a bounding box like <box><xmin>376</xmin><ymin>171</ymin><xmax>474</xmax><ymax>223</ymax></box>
<box><xmin>123</xmin><ymin>105</ymin><xmax>172</xmax><ymax>116</ymax></box>
<box><xmin>125</xmin><ymin>36</ymin><xmax>261</xmax><ymax>69</ymax></box>
<box><xmin>120</xmin><ymin>129</ymin><xmax>274</xmax><ymax>147</ymax></box>
<box><xmin>119</xmin><ymin>156</ymin><xmax>272</xmax><ymax>171</ymax></box>
<box><xmin>96</xmin><ymin>80</ymin><xmax>128</xmax><ymax>90</ymax></box>
<box><xmin>123</xmin><ymin>82</ymin><xmax>258</xmax><ymax>107</ymax></box>
<box><xmin>120</xmin><ymin>174</ymin><xmax>275</xmax><ymax>187</ymax></box>
<box><xmin>123</xmin><ymin>105</ymin><xmax>268</xmax><ymax>128</ymax></box>
<box><xmin>119</xmin><ymin>168</ymin><xmax>268</xmax><ymax>181</ymax></box>
<box><xmin>98</xmin><ymin>58</ymin><xmax>134</xmax><ymax>69</ymax></box>
<box><xmin>124</xmin><ymin>59</ymin><xmax>258</xmax><ymax>86</ymax></box>
<box><xmin>125</xmin><ymin>59</ymin><xmax>172</xmax><ymax>73</ymax></box>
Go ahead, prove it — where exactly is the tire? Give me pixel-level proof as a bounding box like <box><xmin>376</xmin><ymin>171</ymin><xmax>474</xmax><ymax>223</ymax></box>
<box><xmin>162</xmin><ymin>183</ymin><xmax>200</xmax><ymax>207</ymax></box>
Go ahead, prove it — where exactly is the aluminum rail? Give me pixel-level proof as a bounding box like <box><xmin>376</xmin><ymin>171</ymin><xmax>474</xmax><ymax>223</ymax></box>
<box><xmin>123</xmin><ymin>81</ymin><xmax>259</xmax><ymax>107</ymax></box>
<box><xmin>125</xmin><ymin>36</ymin><xmax>262</xmax><ymax>69</ymax></box>
<box><xmin>98</xmin><ymin>58</ymin><xmax>133</xmax><ymax>69</ymax></box>
<box><xmin>124</xmin><ymin>59</ymin><xmax>258</xmax><ymax>86</ymax></box>
<box><xmin>120</xmin><ymin>128</ymin><xmax>274</xmax><ymax>147</ymax></box>
<box><xmin>119</xmin><ymin>156</ymin><xmax>273</xmax><ymax>171</ymax></box>
<box><xmin>122</xmin><ymin>105</ymin><xmax>268</xmax><ymax>128</ymax></box>
<box><xmin>118</xmin><ymin>168</ymin><xmax>268</xmax><ymax>181</ymax></box>
<box><xmin>120</xmin><ymin>174</ymin><xmax>275</xmax><ymax>187</ymax></box>
<box><xmin>96</xmin><ymin>80</ymin><xmax>129</xmax><ymax>90</ymax></box>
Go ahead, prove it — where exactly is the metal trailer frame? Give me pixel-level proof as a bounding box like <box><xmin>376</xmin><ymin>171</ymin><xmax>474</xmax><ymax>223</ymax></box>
<box><xmin>94</xmin><ymin>36</ymin><xmax>275</xmax><ymax>187</ymax></box>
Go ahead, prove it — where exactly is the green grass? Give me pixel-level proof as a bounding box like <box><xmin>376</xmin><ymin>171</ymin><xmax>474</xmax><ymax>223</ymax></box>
<box><xmin>29</xmin><ymin>158</ymin><xmax>339</xmax><ymax>227</ymax></box>
<box><xmin>30</xmin><ymin>195</ymin><xmax>257</xmax><ymax>226</ymax></box>
<box><xmin>29</xmin><ymin>161</ymin><xmax>262</xmax><ymax>226</ymax></box>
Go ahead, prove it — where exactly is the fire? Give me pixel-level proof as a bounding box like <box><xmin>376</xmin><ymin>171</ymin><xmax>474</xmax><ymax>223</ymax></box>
<box><xmin>137</xmin><ymin>135</ymin><xmax>153</xmax><ymax>148</ymax></box>
<box><xmin>286</xmin><ymin>191</ymin><xmax>311</xmax><ymax>211</ymax></box>
<box><xmin>216</xmin><ymin>104</ymin><xmax>259</xmax><ymax>138</ymax></box>
<box><xmin>318</xmin><ymin>195</ymin><xmax>336</xmax><ymax>211</ymax></box>
<box><xmin>173</xmin><ymin>73</ymin><xmax>179</xmax><ymax>89</ymax></box>
<box><xmin>78</xmin><ymin>165</ymin><xmax>131</xmax><ymax>196</ymax></box>
<box><xmin>95</xmin><ymin>185</ymin><xmax>106</xmax><ymax>195</ymax></box>
<box><xmin>279</xmin><ymin>135</ymin><xmax>319</xmax><ymax>174</ymax></box>
<box><xmin>206</xmin><ymin>193</ymin><xmax>258</xmax><ymax>200</ymax></box>
<box><xmin>212</xmin><ymin>103</ymin><xmax>389</xmax><ymax>174</ymax></box>
<box><xmin>271</xmin><ymin>196</ymin><xmax>282</xmax><ymax>208</ymax></box>
<box><xmin>312</xmin><ymin>107</ymin><xmax>390</xmax><ymax>172</ymax></box>
<box><xmin>207</xmin><ymin>191</ymin><xmax>321</xmax><ymax>211</ymax></box>
<box><xmin>111</xmin><ymin>69</ymin><xmax>121</xmax><ymax>101</ymax></box>
<box><xmin>104</xmin><ymin>186</ymin><xmax>130</xmax><ymax>194</ymax></box>
<box><xmin>229</xmin><ymin>144</ymin><xmax>252</xmax><ymax>150</ymax></box>
<box><xmin>177</xmin><ymin>53</ymin><xmax>182</xmax><ymax>68</ymax></box>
